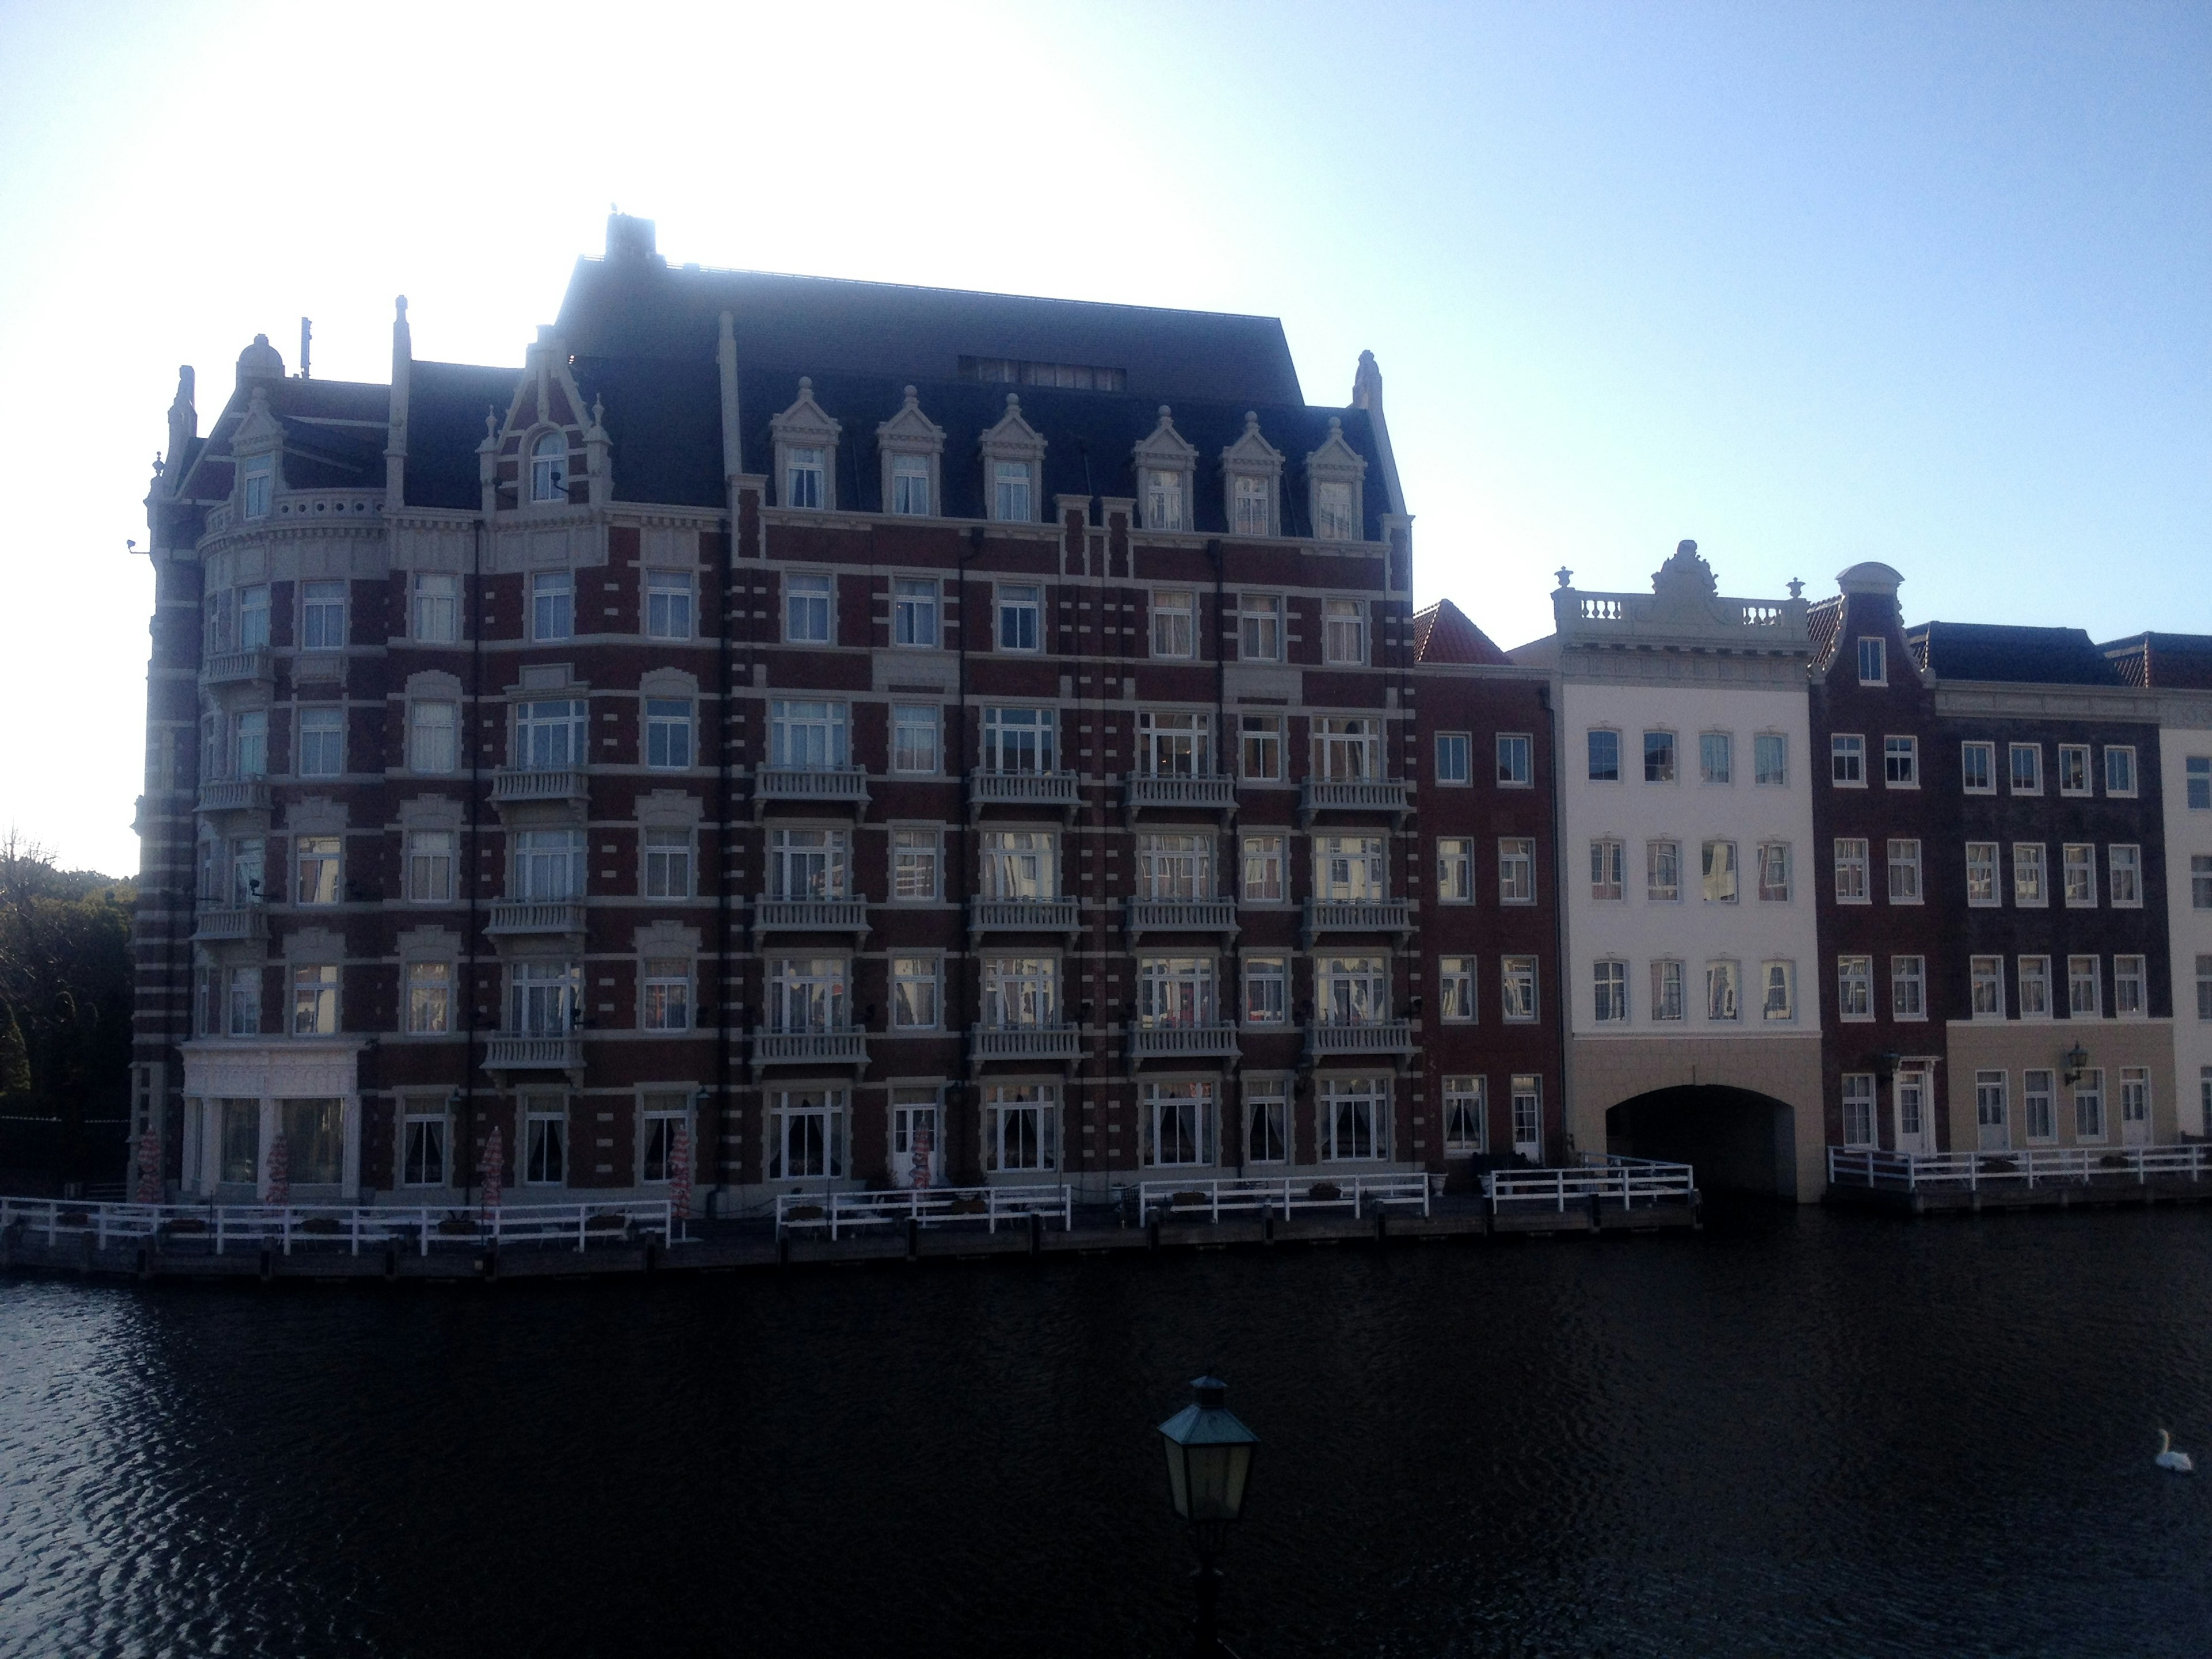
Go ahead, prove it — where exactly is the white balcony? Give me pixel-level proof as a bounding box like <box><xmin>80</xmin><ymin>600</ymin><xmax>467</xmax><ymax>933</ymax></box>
<box><xmin>196</xmin><ymin>778</ymin><xmax>271</xmax><ymax>814</ymax></box>
<box><xmin>1124</xmin><ymin>773</ymin><xmax>1236</xmax><ymax>819</ymax></box>
<box><xmin>192</xmin><ymin>904</ymin><xmax>267</xmax><ymax>942</ymax></box>
<box><xmin>752</xmin><ymin>1028</ymin><xmax>869</xmax><ymax>1072</ymax></box>
<box><xmin>486</xmin><ymin>900</ymin><xmax>586</xmax><ymax>936</ymax></box>
<box><xmin>968</xmin><ymin>770</ymin><xmax>1080</xmax><ymax>819</ymax></box>
<box><xmin>484</xmin><ymin>1034</ymin><xmax>584</xmax><ymax>1071</ymax></box>
<box><xmin>200</xmin><ymin>647</ymin><xmax>272</xmax><ymax>687</ymax></box>
<box><xmin>1127</xmin><ymin>1022</ymin><xmax>1241</xmax><ymax>1062</ymax></box>
<box><xmin>1301</xmin><ymin>898</ymin><xmax>1414</xmax><ymax>946</ymax></box>
<box><xmin>969</xmin><ymin>897</ymin><xmax>1081</xmax><ymax>938</ymax></box>
<box><xmin>1304</xmin><ymin>1020</ymin><xmax>1414</xmax><ymax>1060</ymax></box>
<box><xmin>970</xmin><ymin>1022</ymin><xmax>1082</xmax><ymax>1063</ymax></box>
<box><xmin>754</xmin><ymin>767</ymin><xmax>870</xmax><ymax>816</ymax></box>
<box><xmin>1297</xmin><ymin>777</ymin><xmax>1412</xmax><ymax>827</ymax></box>
<box><xmin>755</xmin><ymin>896</ymin><xmax>870</xmax><ymax>936</ymax></box>
<box><xmin>493</xmin><ymin>767</ymin><xmax>588</xmax><ymax>804</ymax></box>
<box><xmin>1127</xmin><ymin>898</ymin><xmax>1239</xmax><ymax>939</ymax></box>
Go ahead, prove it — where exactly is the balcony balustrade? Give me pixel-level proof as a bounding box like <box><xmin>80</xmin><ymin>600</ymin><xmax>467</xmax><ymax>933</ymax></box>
<box><xmin>492</xmin><ymin>767</ymin><xmax>588</xmax><ymax>804</ymax></box>
<box><xmin>753</xmin><ymin>766</ymin><xmax>870</xmax><ymax>816</ymax></box>
<box><xmin>486</xmin><ymin>900</ymin><xmax>587</xmax><ymax>936</ymax></box>
<box><xmin>1126</xmin><ymin>897</ymin><xmax>1239</xmax><ymax>939</ymax></box>
<box><xmin>968</xmin><ymin>897</ymin><xmax>1081</xmax><ymax>938</ymax></box>
<box><xmin>969</xmin><ymin>1022</ymin><xmax>1082</xmax><ymax>1063</ymax></box>
<box><xmin>1126</xmin><ymin>1022</ymin><xmax>1241</xmax><ymax>1062</ymax></box>
<box><xmin>484</xmin><ymin>1034</ymin><xmax>584</xmax><ymax>1071</ymax></box>
<box><xmin>968</xmin><ymin>770</ymin><xmax>1080</xmax><ymax>819</ymax></box>
<box><xmin>1302</xmin><ymin>1020</ymin><xmax>1415</xmax><ymax>1060</ymax></box>
<box><xmin>1301</xmin><ymin>897</ymin><xmax>1414</xmax><ymax>947</ymax></box>
<box><xmin>754</xmin><ymin>896</ymin><xmax>870</xmax><ymax>936</ymax></box>
<box><xmin>1297</xmin><ymin>777</ymin><xmax>1412</xmax><ymax>827</ymax></box>
<box><xmin>751</xmin><ymin>1027</ymin><xmax>869</xmax><ymax>1073</ymax></box>
<box><xmin>199</xmin><ymin>647</ymin><xmax>272</xmax><ymax>687</ymax></box>
<box><xmin>192</xmin><ymin>904</ymin><xmax>267</xmax><ymax>942</ymax></box>
<box><xmin>1124</xmin><ymin>772</ymin><xmax>1236</xmax><ymax>821</ymax></box>
<box><xmin>196</xmin><ymin>778</ymin><xmax>271</xmax><ymax>814</ymax></box>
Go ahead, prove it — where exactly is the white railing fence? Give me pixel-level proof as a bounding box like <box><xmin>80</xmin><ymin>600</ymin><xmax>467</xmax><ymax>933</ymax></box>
<box><xmin>1484</xmin><ymin>1154</ymin><xmax>1697</xmax><ymax>1212</ymax></box>
<box><xmin>775</xmin><ymin>1185</ymin><xmax>1071</xmax><ymax>1240</ymax></box>
<box><xmin>1827</xmin><ymin>1143</ymin><xmax>2212</xmax><ymax>1192</ymax></box>
<box><xmin>0</xmin><ymin>1196</ymin><xmax>679</xmax><ymax>1257</ymax></box>
<box><xmin>1136</xmin><ymin>1173</ymin><xmax>1431</xmax><ymax>1222</ymax></box>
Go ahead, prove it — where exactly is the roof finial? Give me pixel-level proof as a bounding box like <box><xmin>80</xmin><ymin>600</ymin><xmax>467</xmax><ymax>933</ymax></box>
<box><xmin>1555</xmin><ymin>566</ymin><xmax>1573</xmax><ymax>589</ymax></box>
<box><xmin>592</xmin><ymin>395</ymin><xmax>605</xmax><ymax>427</ymax></box>
<box><xmin>1786</xmin><ymin>577</ymin><xmax>1805</xmax><ymax>600</ymax></box>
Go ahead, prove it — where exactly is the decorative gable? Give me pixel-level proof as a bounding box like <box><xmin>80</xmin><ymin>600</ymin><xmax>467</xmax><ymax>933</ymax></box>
<box><xmin>876</xmin><ymin>386</ymin><xmax>945</xmax><ymax>518</ymax></box>
<box><xmin>769</xmin><ymin>377</ymin><xmax>843</xmax><ymax>511</ymax></box>
<box><xmin>1220</xmin><ymin>412</ymin><xmax>1284</xmax><ymax>538</ymax></box>
<box><xmin>488</xmin><ymin>325</ymin><xmax>603</xmax><ymax>513</ymax></box>
<box><xmin>1304</xmin><ymin>416</ymin><xmax>1368</xmax><ymax>544</ymax></box>
<box><xmin>1130</xmin><ymin>406</ymin><xmax>1198</xmax><ymax>533</ymax></box>
<box><xmin>231</xmin><ymin>387</ymin><xmax>286</xmax><ymax>516</ymax></box>
<box><xmin>979</xmin><ymin>394</ymin><xmax>1047</xmax><ymax>522</ymax></box>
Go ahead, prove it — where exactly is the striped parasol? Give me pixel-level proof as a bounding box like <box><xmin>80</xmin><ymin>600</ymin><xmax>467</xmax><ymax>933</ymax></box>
<box><xmin>478</xmin><ymin>1124</ymin><xmax>503</xmax><ymax>1215</ymax></box>
<box><xmin>133</xmin><ymin>1130</ymin><xmax>162</xmax><ymax>1206</ymax></box>
<box><xmin>264</xmin><ymin>1131</ymin><xmax>290</xmax><ymax>1207</ymax></box>
<box><xmin>669</xmin><ymin>1123</ymin><xmax>692</xmax><ymax>1225</ymax></box>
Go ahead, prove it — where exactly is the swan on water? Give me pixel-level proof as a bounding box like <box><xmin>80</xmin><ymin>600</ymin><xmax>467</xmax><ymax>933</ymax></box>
<box><xmin>2156</xmin><ymin>1430</ymin><xmax>2194</xmax><ymax>1473</ymax></box>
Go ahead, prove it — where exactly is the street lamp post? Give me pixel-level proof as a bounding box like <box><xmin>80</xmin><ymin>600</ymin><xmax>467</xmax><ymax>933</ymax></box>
<box><xmin>1158</xmin><ymin>1376</ymin><xmax>1259</xmax><ymax>1658</ymax></box>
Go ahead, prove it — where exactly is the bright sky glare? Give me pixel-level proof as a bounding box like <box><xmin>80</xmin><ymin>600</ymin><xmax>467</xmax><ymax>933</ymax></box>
<box><xmin>0</xmin><ymin>0</ymin><xmax>2204</xmax><ymax>876</ymax></box>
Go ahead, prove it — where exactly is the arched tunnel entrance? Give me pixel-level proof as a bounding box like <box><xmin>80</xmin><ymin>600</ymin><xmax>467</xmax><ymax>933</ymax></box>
<box><xmin>1607</xmin><ymin>1085</ymin><xmax>1801</xmax><ymax>1200</ymax></box>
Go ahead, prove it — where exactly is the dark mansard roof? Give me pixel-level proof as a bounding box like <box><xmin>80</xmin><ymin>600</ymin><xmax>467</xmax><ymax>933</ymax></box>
<box><xmin>2099</xmin><ymin>631</ymin><xmax>2212</xmax><ymax>689</ymax></box>
<box><xmin>1904</xmin><ymin>622</ymin><xmax>2126</xmax><ymax>687</ymax></box>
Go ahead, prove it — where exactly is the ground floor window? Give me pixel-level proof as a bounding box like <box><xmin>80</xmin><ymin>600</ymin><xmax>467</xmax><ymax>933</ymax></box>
<box><xmin>214</xmin><ymin>1097</ymin><xmax>257</xmax><ymax>1184</ymax></box>
<box><xmin>891</xmin><ymin>1086</ymin><xmax>942</xmax><ymax>1187</ymax></box>
<box><xmin>639</xmin><ymin>1092</ymin><xmax>692</xmax><ymax>1184</ymax></box>
<box><xmin>769</xmin><ymin>1087</ymin><xmax>847</xmax><ymax>1180</ymax></box>
<box><xmin>1443</xmin><ymin>1075</ymin><xmax>1486</xmax><ymax>1154</ymax></box>
<box><xmin>278</xmin><ymin>1098</ymin><xmax>343</xmax><ymax>1184</ymax></box>
<box><xmin>524</xmin><ymin>1094</ymin><xmax>568</xmax><ymax>1185</ymax></box>
<box><xmin>2073</xmin><ymin>1070</ymin><xmax>2105</xmax><ymax>1142</ymax></box>
<box><xmin>1142</xmin><ymin>1080</ymin><xmax>1216</xmax><ymax>1167</ymax></box>
<box><xmin>1243</xmin><ymin>1079</ymin><xmax>1287</xmax><ymax>1163</ymax></box>
<box><xmin>2120</xmin><ymin>1067</ymin><xmax>2150</xmax><ymax>1139</ymax></box>
<box><xmin>2024</xmin><ymin>1070</ymin><xmax>2057</xmax><ymax>1142</ymax></box>
<box><xmin>982</xmin><ymin>1082</ymin><xmax>1058</xmax><ymax>1173</ymax></box>
<box><xmin>402</xmin><ymin>1111</ymin><xmax>447</xmax><ymax>1187</ymax></box>
<box><xmin>1319</xmin><ymin>1075</ymin><xmax>1390</xmax><ymax>1161</ymax></box>
<box><xmin>1510</xmin><ymin>1075</ymin><xmax>1542</xmax><ymax>1158</ymax></box>
<box><xmin>1840</xmin><ymin>1074</ymin><xmax>1875</xmax><ymax>1147</ymax></box>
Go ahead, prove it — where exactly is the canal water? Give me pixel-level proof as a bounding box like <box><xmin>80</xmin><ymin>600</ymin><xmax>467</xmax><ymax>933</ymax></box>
<box><xmin>4</xmin><ymin>1205</ymin><xmax>2211</xmax><ymax>1658</ymax></box>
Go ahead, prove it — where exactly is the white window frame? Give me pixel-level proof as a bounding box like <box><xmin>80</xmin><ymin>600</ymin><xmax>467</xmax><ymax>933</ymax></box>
<box><xmin>2057</xmin><ymin>743</ymin><xmax>2092</xmax><ymax>797</ymax></box>
<box><xmin>892</xmin><ymin>704</ymin><xmax>941</xmax><ymax>777</ymax></box>
<box><xmin>892</xmin><ymin>577</ymin><xmax>940</xmax><ymax>649</ymax></box>
<box><xmin>1883</xmin><ymin>735</ymin><xmax>1919</xmax><ymax>788</ymax></box>
<box><xmin>1830</xmin><ymin>733</ymin><xmax>1865</xmax><ymax>787</ymax></box>
<box><xmin>1857</xmin><ymin>636</ymin><xmax>1887</xmax><ymax>685</ymax></box>
<box><xmin>1238</xmin><ymin>594</ymin><xmax>1283</xmax><ymax>661</ymax></box>
<box><xmin>1497</xmin><ymin>733</ymin><xmax>1533</xmax><ymax>787</ymax></box>
<box><xmin>1434</xmin><ymin>732</ymin><xmax>1472</xmax><ymax>786</ymax></box>
<box><xmin>412</xmin><ymin>572</ymin><xmax>459</xmax><ymax>644</ymax></box>
<box><xmin>1834</xmin><ymin>838</ymin><xmax>1870</xmax><ymax>904</ymax></box>
<box><xmin>783</xmin><ymin>572</ymin><xmax>832</xmax><ymax>645</ymax></box>
<box><xmin>1960</xmin><ymin>740</ymin><xmax>1996</xmax><ymax>794</ymax></box>
<box><xmin>529</xmin><ymin>571</ymin><xmax>573</xmax><ymax>643</ymax></box>
<box><xmin>645</xmin><ymin>570</ymin><xmax>694</xmax><ymax>641</ymax></box>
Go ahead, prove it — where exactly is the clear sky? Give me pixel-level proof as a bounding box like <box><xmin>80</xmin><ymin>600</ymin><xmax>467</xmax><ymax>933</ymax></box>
<box><xmin>0</xmin><ymin>0</ymin><xmax>2204</xmax><ymax>876</ymax></box>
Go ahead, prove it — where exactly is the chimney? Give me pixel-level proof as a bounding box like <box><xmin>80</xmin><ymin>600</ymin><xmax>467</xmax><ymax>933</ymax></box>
<box><xmin>605</xmin><ymin>211</ymin><xmax>661</xmax><ymax>265</ymax></box>
<box><xmin>300</xmin><ymin>317</ymin><xmax>312</xmax><ymax>379</ymax></box>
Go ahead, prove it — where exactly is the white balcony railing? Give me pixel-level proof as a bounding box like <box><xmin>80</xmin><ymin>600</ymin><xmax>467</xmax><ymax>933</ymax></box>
<box><xmin>754</xmin><ymin>767</ymin><xmax>870</xmax><ymax>810</ymax></box>
<box><xmin>1127</xmin><ymin>898</ymin><xmax>1239</xmax><ymax>938</ymax></box>
<box><xmin>1303</xmin><ymin>1020</ymin><xmax>1414</xmax><ymax>1058</ymax></box>
<box><xmin>192</xmin><ymin>904</ymin><xmax>267</xmax><ymax>942</ymax></box>
<box><xmin>486</xmin><ymin>900</ymin><xmax>586</xmax><ymax>935</ymax></box>
<box><xmin>776</xmin><ymin>1184</ymin><xmax>1071</xmax><ymax>1241</ymax></box>
<box><xmin>484</xmin><ymin>1034</ymin><xmax>584</xmax><ymax>1070</ymax></box>
<box><xmin>492</xmin><ymin>767</ymin><xmax>588</xmax><ymax>804</ymax></box>
<box><xmin>199</xmin><ymin>647</ymin><xmax>272</xmax><ymax>686</ymax></box>
<box><xmin>0</xmin><ymin>1195</ymin><xmax>679</xmax><ymax>1258</ymax></box>
<box><xmin>971</xmin><ymin>1022</ymin><xmax>1082</xmax><ymax>1062</ymax></box>
<box><xmin>752</xmin><ymin>1028</ymin><xmax>869</xmax><ymax>1068</ymax></box>
<box><xmin>969</xmin><ymin>770</ymin><xmax>1081</xmax><ymax>816</ymax></box>
<box><xmin>1138</xmin><ymin>1175</ymin><xmax>1432</xmax><ymax>1222</ymax></box>
<box><xmin>1297</xmin><ymin>777</ymin><xmax>1411</xmax><ymax>826</ymax></box>
<box><xmin>196</xmin><ymin>778</ymin><xmax>271</xmax><ymax>813</ymax></box>
<box><xmin>1827</xmin><ymin>1143</ymin><xmax>2212</xmax><ymax>1191</ymax></box>
<box><xmin>1127</xmin><ymin>1022</ymin><xmax>1241</xmax><ymax>1060</ymax></box>
<box><xmin>1301</xmin><ymin>898</ymin><xmax>1412</xmax><ymax>945</ymax></box>
<box><xmin>1486</xmin><ymin>1155</ymin><xmax>1696</xmax><ymax>1213</ymax></box>
<box><xmin>754</xmin><ymin>897</ymin><xmax>870</xmax><ymax>934</ymax></box>
<box><xmin>969</xmin><ymin>898</ymin><xmax>1081</xmax><ymax>935</ymax></box>
<box><xmin>1125</xmin><ymin>773</ymin><xmax>1236</xmax><ymax>815</ymax></box>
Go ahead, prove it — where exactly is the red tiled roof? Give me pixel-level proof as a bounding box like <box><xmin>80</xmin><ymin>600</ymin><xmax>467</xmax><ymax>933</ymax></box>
<box><xmin>1412</xmin><ymin>599</ymin><xmax>1512</xmax><ymax>666</ymax></box>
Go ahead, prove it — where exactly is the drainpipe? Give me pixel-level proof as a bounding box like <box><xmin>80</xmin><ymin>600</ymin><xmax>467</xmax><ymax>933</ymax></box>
<box><xmin>714</xmin><ymin>497</ymin><xmax>736</xmax><ymax>1206</ymax></box>
<box><xmin>1540</xmin><ymin>679</ymin><xmax>1569</xmax><ymax>1164</ymax></box>
<box><xmin>1210</xmin><ymin>537</ymin><xmax>1240</xmax><ymax>1177</ymax></box>
<box><xmin>462</xmin><ymin>518</ymin><xmax>483</xmax><ymax>1205</ymax></box>
<box><xmin>957</xmin><ymin>527</ymin><xmax>979</xmax><ymax>1175</ymax></box>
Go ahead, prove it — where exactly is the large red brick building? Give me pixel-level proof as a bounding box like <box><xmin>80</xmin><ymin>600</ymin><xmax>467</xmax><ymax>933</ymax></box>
<box><xmin>130</xmin><ymin>215</ymin><xmax>1565</xmax><ymax>1212</ymax></box>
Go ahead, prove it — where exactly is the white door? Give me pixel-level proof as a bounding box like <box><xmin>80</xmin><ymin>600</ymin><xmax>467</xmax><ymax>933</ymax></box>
<box><xmin>1975</xmin><ymin>1071</ymin><xmax>2010</xmax><ymax>1152</ymax></box>
<box><xmin>1893</xmin><ymin>1070</ymin><xmax>1936</xmax><ymax>1156</ymax></box>
<box><xmin>2120</xmin><ymin>1070</ymin><xmax>2151</xmax><ymax>1147</ymax></box>
<box><xmin>891</xmin><ymin>1103</ymin><xmax>943</xmax><ymax>1188</ymax></box>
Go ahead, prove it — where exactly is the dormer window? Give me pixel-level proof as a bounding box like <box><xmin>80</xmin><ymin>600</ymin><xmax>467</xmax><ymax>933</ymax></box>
<box><xmin>530</xmin><ymin>432</ymin><xmax>567</xmax><ymax>503</ymax></box>
<box><xmin>786</xmin><ymin>448</ymin><xmax>825</xmax><ymax>509</ymax></box>
<box><xmin>1233</xmin><ymin>476</ymin><xmax>1270</xmax><ymax>536</ymax></box>
<box><xmin>242</xmin><ymin>452</ymin><xmax>274</xmax><ymax>520</ymax></box>
<box><xmin>1131</xmin><ymin>407</ymin><xmax>1197</xmax><ymax>533</ymax></box>
<box><xmin>1857</xmin><ymin>637</ymin><xmax>1887</xmax><ymax>684</ymax></box>
<box><xmin>891</xmin><ymin>454</ymin><xmax>930</xmax><ymax>516</ymax></box>
<box><xmin>1145</xmin><ymin>469</ymin><xmax>1185</xmax><ymax>531</ymax></box>
<box><xmin>770</xmin><ymin>377</ymin><xmax>843</xmax><ymax>512</ymax></box>
<box><xmin>1221</xmin><ymin>412</ymin><xmax>1284</xmax><ymax>538</ymax></box>
<box><xmin>876</xmin><ymin>386</ymin><xmax>945</xmax><ymax>518</ymax></box>
<box><xmin>1305</xmin><ymin>416</ymin><xmax>1369</xmax><ymax>543</ymax></box>
<box><xmin>1315</xmin><ymin>482</ymin><xmax>1355</xmax><ymax>541</ymax></box>
<box><xmin>979</xmin><ymin>395</ymin><xmax>1047</xmax><ymax>524</ymax></box>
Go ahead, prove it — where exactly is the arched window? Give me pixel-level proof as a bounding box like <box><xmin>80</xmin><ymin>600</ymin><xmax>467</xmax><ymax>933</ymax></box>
<box><xmin>531</xmin><ymin>432</ymin><xmax>567</xmax><ymax>503</ymax></box>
